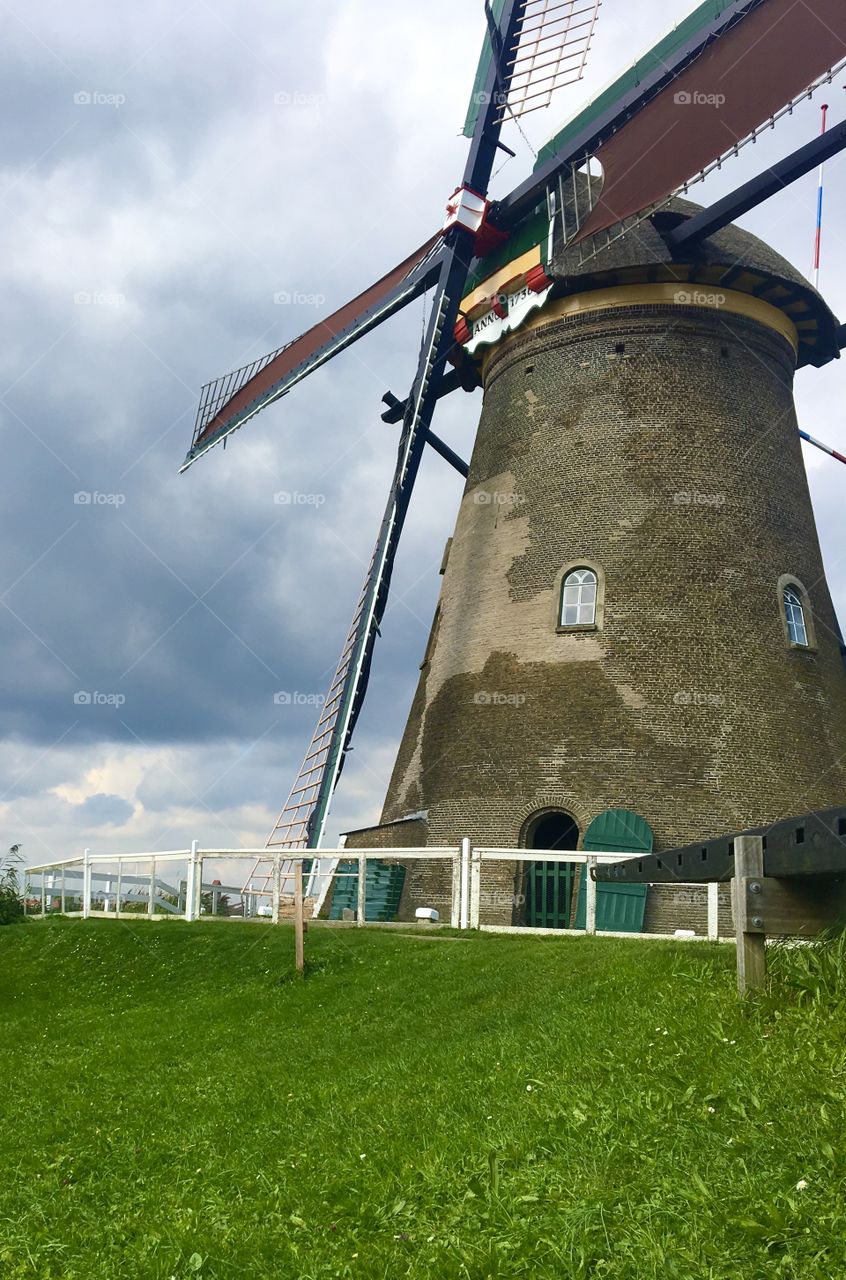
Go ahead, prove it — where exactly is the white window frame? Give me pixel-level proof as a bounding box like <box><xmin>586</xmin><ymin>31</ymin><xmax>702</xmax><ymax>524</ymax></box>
<box><xmin>557</xmin><ymin>563</ymin><xmax>603</xmax><ymax>631</ymax></box>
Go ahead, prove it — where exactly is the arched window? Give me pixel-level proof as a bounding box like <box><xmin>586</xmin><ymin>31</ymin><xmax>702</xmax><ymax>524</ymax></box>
<box><xmin>783</xmin><ymin>585</ymin><xmax>809</xmax><ymax>647</ymax></box>
<box><xmin>560</xmin><ymin>568</ymin><xmax>598</xmax><ymax>627</ymax></box>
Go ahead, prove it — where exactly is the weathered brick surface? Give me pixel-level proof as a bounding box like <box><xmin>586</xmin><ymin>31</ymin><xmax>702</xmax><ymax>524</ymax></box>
<box><xmin>346</xmin><ymin>282</ymin><xmax>846</xmax><ymax>933</ymax></box>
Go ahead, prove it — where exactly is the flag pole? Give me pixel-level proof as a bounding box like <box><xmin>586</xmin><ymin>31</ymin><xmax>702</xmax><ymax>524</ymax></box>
<box><xmin>813</xmin><ymin>103</ymin><xmax>829</xmax><ymax>290</ymax></box>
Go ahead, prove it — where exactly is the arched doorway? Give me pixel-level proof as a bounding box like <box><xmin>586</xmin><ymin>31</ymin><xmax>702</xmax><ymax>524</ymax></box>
<box><xmin>524</xmin><ymin>810</ymin><xmax>580</xmax><ymax>929</ymax></box>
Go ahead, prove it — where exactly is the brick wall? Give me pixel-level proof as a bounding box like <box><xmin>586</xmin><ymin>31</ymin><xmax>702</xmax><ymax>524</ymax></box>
<box><xmin>349</xmin><ymin>291</ymin><xmax>846</xmax><ymax>933</ymax></box>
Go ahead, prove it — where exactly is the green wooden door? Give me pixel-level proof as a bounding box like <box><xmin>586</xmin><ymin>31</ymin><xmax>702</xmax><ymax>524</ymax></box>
<box><xmin>575</xmin><ymin>810</ymin><xmax>653</xmax><ymax>933</ymax></box>
<box><xmin>526</xmin><ymin>861</ymin><xmax>576</xmax><ymax>930</ymax></box>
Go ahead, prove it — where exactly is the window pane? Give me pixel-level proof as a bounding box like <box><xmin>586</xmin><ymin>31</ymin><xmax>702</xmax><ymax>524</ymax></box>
<box><xmin>581</xmin><ymin>584</ymin><xmax>597</xmax><ymax>605</ymax></box>
<box><xmin>784</xmin><ymin>588</ymin><xmax>808</xmax><ymax>646</ymax></box>
<box><xmin>563</xmin><ymin>605</ymin><xmax>580</xmax><ymax>626</ymax></box>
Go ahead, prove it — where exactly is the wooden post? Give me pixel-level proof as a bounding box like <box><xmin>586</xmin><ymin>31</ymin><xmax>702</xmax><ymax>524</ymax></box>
<box><xmin>707</xmin><ymin>881</ymin><xmax>720</xmax><ymax>941</ymax></box>
<box><xmin>294</xmin><ymin>860</ymin><xmax>305</xmax><ymax>973</ymax></box>
<box><xmin>357</xmin><ymin>854</ymin><xmax>367</xmax><ymax>927</ymax></box>
<box><xmin>732</xmin><ymin>835</ymin><xmax>767</xmax><ymax>995</ymax></box>
<box><xmin>460</xmin><ymin>839</ymin><xmax>471</xmax><ymax>929</ymax></box>
<box><xmin>585</xmin><ymin>856</ymin><xmax>598</xmax><ymax>935</ymax></box>
<box><xmin>61</xmin><ymin>866</ymin><xmax>66</xmax><ymax>915</ymax></box>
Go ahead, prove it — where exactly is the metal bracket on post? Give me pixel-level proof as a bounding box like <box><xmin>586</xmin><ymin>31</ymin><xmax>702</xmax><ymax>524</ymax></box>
<box><xmin>460</xmin><ymin>838</ymin><xmax>471</xmax><ymax>929</ymax></box>
<box><xmin>357</xmin><ymin>854</ymin><xmax>367</xmax><ymax>927</ymax></box>
<box><xmin>732</xmin><ymin>835</ymin><xmax>767</xmax><ymax>995</ymax></box>
<box><xmin>83</xmin><ymin>848</ymin><xmax>92</xmax><ymax>920</ymax></box>
<box><xmin>470</xmin><ymin>845</ymin><xmax>482</xmax><ymax>930</ymax></box>
<box><xmin>585</xmin><ymin>856</ymin><xmax>598</xmax><ymax>935</ymax></box>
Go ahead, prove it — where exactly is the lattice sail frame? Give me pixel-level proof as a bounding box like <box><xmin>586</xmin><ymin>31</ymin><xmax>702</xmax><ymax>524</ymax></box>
<box><xmin>499</xmin><ymin>0</ymin><xmax>602</xmax><ymax>122</ymax></box>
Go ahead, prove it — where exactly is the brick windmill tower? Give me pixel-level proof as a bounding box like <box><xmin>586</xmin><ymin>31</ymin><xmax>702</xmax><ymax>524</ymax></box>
<box><xmin>182</xmin><ymin>0</ymin><xmax>846</xmax><ymax>929</ymax></box>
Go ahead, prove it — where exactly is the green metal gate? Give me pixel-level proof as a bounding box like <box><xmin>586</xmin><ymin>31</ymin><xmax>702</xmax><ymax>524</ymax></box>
<box><xmin>574</xmin><ymin>809</ymin><xmax>653</xmax><ymax>933</ymax></box>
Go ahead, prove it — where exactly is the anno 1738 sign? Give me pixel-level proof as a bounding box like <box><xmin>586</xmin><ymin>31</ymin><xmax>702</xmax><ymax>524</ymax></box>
<box><xmin>461</xmin><ymin>277</ymin><xmax>553</xmax><ymax>358</ymax></box>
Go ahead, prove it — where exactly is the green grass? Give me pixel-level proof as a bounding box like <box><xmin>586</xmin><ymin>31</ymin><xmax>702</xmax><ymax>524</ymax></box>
<box><xmin>1</xmin><ymin>920</ymin><xmax>845</xmax><ymax>1279</ymax></box>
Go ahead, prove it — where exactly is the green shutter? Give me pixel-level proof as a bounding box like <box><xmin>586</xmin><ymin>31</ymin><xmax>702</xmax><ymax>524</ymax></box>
<box><xmin>329</xmin><ymin>861</ymin><xmax>406</xmax><ymax>922</ymax></box>
<box><xmin>575</xmin><ymin>809</ymin><xmax>654</xmax><ymax>932</ymax></box>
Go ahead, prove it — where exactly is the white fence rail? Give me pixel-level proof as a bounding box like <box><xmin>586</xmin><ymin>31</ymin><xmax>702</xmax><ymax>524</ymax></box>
<box><xmin>23</xmin><ymin>843</ymin><xmax>722</xmax><ymax>940</ymax></box>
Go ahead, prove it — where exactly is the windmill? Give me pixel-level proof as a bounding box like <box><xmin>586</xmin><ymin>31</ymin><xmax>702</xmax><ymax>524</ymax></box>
<box><xmin>183</xmin><ymin>0</ymin><xmax>846</xmax><ymax>919</ymax></box>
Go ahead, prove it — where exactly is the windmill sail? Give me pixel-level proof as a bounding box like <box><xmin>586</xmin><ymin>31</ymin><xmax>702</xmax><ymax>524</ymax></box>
<box><xmin>499</xmin><ymin>0</ymin><xmax>846</xmax><ymax>237</ymax></box>
<box><xmin>181</xmin><ymin>233</ymin><xmax>444</xmax><ymax>471</ymax></box>
<box><xmin>463</xmin><ymin>0</ymin><xmax>601</xmax><ymax>137</ymax></box>
<box><xmin>264</xmin><ymin>282</ymin><xmax>459</xmax><ymax>855</ymax></box>
<box><xmin>573</xmin><ymin>0</ymin><xmax>846</xmax><ymax>244</ymax></box>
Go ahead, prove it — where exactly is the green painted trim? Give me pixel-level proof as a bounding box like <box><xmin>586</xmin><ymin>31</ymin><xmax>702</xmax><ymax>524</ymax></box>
<box><xmin>463</xmin><ymin>0</ymin><xmax>508</xmax><ymax>138</ymax></box>
<box><xmin>464</xmin><ymin>201</ymin><xmax>549</xmax><ymax>296</ymax></box>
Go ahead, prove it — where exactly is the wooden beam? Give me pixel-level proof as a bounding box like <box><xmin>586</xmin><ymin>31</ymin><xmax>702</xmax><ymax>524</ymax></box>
<box><xmin>732</xmin><ymin>835</ymin><xmax>767</xmax><ymax>995</ymax></box>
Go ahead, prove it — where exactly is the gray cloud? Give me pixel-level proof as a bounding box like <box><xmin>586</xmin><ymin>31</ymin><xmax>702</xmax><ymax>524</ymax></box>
<box><xmin>1</xmin><ymin>0</ymin><xmax>844</xmax><ymax>860</ymax></box>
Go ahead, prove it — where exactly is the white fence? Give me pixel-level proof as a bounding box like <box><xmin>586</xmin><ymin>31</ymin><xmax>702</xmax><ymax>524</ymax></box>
<box><xmin>23</xmin><ymin>842</ymin><xmax>723</xmax><ymax>940</ymax></box>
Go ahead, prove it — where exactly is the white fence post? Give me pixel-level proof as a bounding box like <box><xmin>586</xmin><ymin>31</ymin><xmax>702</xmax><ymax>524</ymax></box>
<box><xmin>450</xmin><ymin>848</ymin><xmax>461</xmax><ymax>929</ymax></box>
<box><xmin>115</xmin><ymin>862</ymin><xmax>122</xmax><ymax>917</ymax></box>
<box><xmin>195</xmin><ymin>851</ymin><xmax>204</xmax><ymax>918</ymax></box>
<box><xmin>459</xmin><ymin>839</ymin><xmax>471</xmax><ymax>929</ymax></box>
<box><xmin>61</xmin><ymin>866</ymin><xmax>66</xmax><ymax>915</ymax></box>
<box><xmin>357</xmin><ymin>854</ymin><xmax>367</xmax><ymax>927</ymax></box>
<box><xmin>185</xmin><ymin>841</ymin><xmax>199</xmax><ymax>922</ymax></box>
<box><xmin>82</xmin><ymin>849</ymin><xmax>92</xmax><ymax>919</ymax></box>
<box><xmin>40</xmin><ymin>873</ymin><xmax>46</xmax><ymax>918</ymax></box>
<box><xmin>470</xmin><ymin>845</ymin><xmax>481</xmax><ymax>930</ymax></box>
<box><xmin>707</xmin><ymin>880</ymin><xmax>720</xmax><ymax>941</ymax></box>
<box><xmin>272</xmin><ymin>853</ymin><xmax>281</xmax><ymax>925</ymax></box>
<box><xmin>585</xmin><ymin>856</ymin><xmax>597</xmax><ymax>935</ymax></box>
<box><xmin>148</xmin><ymin>858</ymin><xmax>156</xmax><ymax>918</ymax></box>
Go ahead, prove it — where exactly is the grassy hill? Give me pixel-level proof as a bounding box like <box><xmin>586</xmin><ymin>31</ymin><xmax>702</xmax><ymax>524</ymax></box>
<box><xmin>1</xmin><ymin>920</ymin><xmax>845</xmax><ymax>1279</ymax></box>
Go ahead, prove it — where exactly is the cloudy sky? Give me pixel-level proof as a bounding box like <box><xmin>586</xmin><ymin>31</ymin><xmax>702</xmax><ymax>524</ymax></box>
<box><xmin>1</xmin><ymin>0</ymin><xmax>844</xmax><ymax>868</ymax></box>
